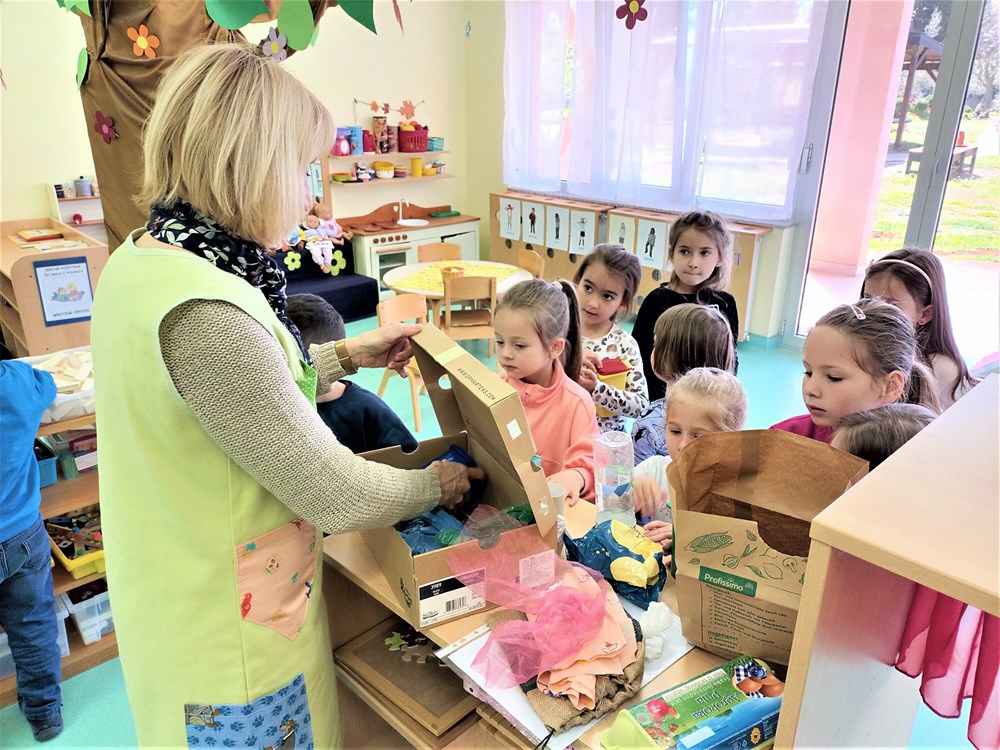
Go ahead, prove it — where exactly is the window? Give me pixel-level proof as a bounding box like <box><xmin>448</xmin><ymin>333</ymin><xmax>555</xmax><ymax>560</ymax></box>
<box><xmin>503</xmin><ymin>0</ymin><xmax>830</xmax><ymax>223</ymax></box>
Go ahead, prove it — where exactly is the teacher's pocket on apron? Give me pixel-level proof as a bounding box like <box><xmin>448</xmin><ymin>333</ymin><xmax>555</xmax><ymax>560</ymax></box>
<box><xmin>235</xmin><ymin>519</ymin><xmax>318</xmax><ymax>640</ymax></box>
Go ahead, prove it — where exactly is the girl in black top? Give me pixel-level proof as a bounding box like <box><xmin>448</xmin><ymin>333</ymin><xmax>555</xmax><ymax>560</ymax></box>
<box><xmin>633</xmin><ymin>211</ymin><xmax>739</xmax><ymax>401</ymax></box>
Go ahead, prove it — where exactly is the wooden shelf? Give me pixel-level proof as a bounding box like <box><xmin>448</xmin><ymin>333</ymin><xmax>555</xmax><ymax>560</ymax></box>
<box><xmin>328</xmin><ymin>150</ymin><xmax>449</xmax><ymax>161</ymax></box>
<box><xmin>331</xmin><ymin>174</ymin><xmax>455</xmax><ymax>187</ymax></box>
<box><xmin>52</xmin><ymin>566</ymin><xmax>105</xmax><ymax>596</ymax></box>
<box><xmin>71</xmin><ymin>219</ymin><xmax>104</xmax><ymax>227</ymax></box>
<box><xmin>40</xmin><ymin>471</ymin><xmax>99</xmax><ymax>519</ymax></box>
<box><xmin>37</xmin><ymin>413</ymin><xmax>96</xmax><ymax>436</ymax></box>
<box><xmin>0</xmin><ymin>630</ymin><xmax>117</xmax><ymax>709</ymax></box>
<box><xmin>57</xmin><ymin>195</ymin><xmax>102</xmax><ymax>202</ymax></box>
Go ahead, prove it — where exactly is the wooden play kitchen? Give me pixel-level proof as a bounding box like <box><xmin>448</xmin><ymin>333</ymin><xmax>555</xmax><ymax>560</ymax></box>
<box><xmin>322</xmin><ymin>377</ymin><xmax>999</xmax><ymax>749</ymax></box>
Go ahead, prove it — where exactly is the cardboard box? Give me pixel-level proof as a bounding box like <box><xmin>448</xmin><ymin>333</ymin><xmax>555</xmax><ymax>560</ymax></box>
<box><xmin>360</xmin><ymin>326</ymin><xmax>557</xmax><ymax>629</ymax></box>
<box><xmin>668</xmin><ymin>430</ymin><xmax>867</xmax><ymax>666</ymax></box>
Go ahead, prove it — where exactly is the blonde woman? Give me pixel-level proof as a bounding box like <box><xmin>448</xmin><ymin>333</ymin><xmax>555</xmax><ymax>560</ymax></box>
<box><xmin>91</xmin><ymin>43</ymin><xmax>480</xmax><ymax>748</ymax></box>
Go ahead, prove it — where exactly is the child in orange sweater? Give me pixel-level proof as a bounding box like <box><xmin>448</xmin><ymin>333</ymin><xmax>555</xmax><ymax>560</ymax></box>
<box><xmin>494</xmin><ymin>279</ymin><xmax>600</xmax><ymax>505</ymax></box>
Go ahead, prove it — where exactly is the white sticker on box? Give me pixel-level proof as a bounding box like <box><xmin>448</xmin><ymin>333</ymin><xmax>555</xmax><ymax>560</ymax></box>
<box><xmin>518</xmin><ymin>550</ymin><xmax>556</xmax><ymax>590</ymax></box>
<box><xmin>506</xmin><ymin>419</ymin><xmax>521</xmax><ymax>440</ymax></box>
<box><xmin>75</xmin><ymin>452</ymin><xmax>98</xmax><ymax>471</ymax></box>
<box><xmin>419</xmin><ymin>569</ymin><xmax>486</xmax><ymax>627</ymax></box>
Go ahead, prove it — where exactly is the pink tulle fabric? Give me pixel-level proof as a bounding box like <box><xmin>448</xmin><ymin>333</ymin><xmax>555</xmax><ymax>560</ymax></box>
<box><xmin>895</xmin><ymin>584</ymin><xmax>999</xmax><ymax>750</ymax></box>
<box><xmin>446</xmin><ymin>507</ymin><xmax>607</xmax><ymax>689</ymax></box>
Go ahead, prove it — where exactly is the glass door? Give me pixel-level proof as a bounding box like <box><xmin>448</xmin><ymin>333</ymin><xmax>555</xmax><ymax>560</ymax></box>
<box><xmin>787</xmin><ymin>0</ymin><xmax>995</xmax><ymax>370</ymax></box>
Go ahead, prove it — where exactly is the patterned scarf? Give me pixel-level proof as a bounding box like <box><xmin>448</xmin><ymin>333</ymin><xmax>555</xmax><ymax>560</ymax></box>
<box><xmin>147</xmin><ymin>200</ymin><xmax>311</xmax><ymax>363</ymax></box>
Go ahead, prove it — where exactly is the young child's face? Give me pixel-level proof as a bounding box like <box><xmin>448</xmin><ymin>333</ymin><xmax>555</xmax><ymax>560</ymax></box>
<box><xmin>577</xmin><ymin>262</ymin><xmax>627</xmax><ymax>331</ymax></box>
<box><xmin>670</xmin><ymin>228</ymin><xmax>721</xmax><ymax>294</ymax></box>
<box><xmin>862</xmin><ymin>272</ymin><xmax>931</xmax><ymax>328</ymax></box>
<box><xmin>802</xmin><ymin>326</ymin><xmax>890</xmax><ymax>428</ymax></box>
<box><xmin>495</xmin><ymin>308</ymin><xmax>562</xmax><ymax>385</ymax></box>
<box><xmin>665</xmin><ymin>398</ymin><xmax>720</xmax><ymax>456</ymax></box>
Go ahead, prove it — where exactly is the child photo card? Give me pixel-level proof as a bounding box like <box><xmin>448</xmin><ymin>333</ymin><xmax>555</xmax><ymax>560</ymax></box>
<box><xmin>521</xmin><ymin>201</ymin><xmax>545</xmax><ymax>245</ymax></box>
<box><xmin>610</xmin><ymin>215</ymin><xmax>637</xmax><ymax>256</ymax></box>
<box><xmin>570</xmin><ymin>210</ymin><xmax>596</xmax><ymax>253</ymax></box>
<box><xmin>499</xmin><ymin>199</ymin><xmax>521</xmax><ymax>241</ymax></box>
<box><xmin>545</xmin><ymin>205</ymin><xmax>569</xmax><ymax>251</ymax></box>
<box><xmin>636</xmin><ymin>218</ymin><xmax>667</xmax><ymax>270</ymax></box>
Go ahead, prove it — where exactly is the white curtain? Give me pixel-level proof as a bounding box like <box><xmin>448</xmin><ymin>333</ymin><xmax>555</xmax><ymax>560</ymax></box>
<box><xmin>503</xmin><ymin>0</ymin><xmax>829</xmax><ymax>223</ymax></box>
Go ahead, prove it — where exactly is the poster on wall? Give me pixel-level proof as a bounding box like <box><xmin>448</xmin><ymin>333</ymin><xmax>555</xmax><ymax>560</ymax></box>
<box><xmin>521</xmin><ymin>201</ymin><xmax>545</xmax><ymax>245</ymax></box>
<box><xmin>610</xmin><ymin>215</ymin><xmax>636</xmax><ymax>256</ymax></box>
<box><xmin>635</xmin><ymin>218</ymin><xmax>668</xmax><ymax>270</ymax></box>
<box><xmin>499</xmin><ymin>199</ymin><xmax>521</xmax><ymax>240</ymax></box>
<box><xmin>33</xmin><ymin>257</ymin><xmax>94</xmax><ymax>327</ymax></box>
<box><xmin>308</xmin><ymin>161</ymin><xmax>324</xmax><ymax>201</ymax></box>
<box><xmin>545</xmin><ymin>205</ymin><xmax>569</xmax><ymax>251</ymax></box>
<box><xmin>569</xmin><ymin>210</ymin><xmax>596</xmax><ymax>253</ymax></box>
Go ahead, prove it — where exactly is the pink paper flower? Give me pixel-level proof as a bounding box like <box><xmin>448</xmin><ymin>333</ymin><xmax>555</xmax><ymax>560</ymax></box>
<box><xmin>262</xmin><ymin>27</ymin><xmax>287</xmax><ymax>62</ymax></box>
<box><xmin>94</xmin><ymin>111</ymin><xmax>117</xmax><ymax>144</ymax></box>
<box><xmin>616</xmin><ymin>0</ymin><xmax>648</xmax><ymax>30</ymax></box>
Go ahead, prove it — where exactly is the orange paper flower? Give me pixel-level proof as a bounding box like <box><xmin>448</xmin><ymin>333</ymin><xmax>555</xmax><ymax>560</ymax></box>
<box><xmin>127</xmin><ymin>24</ymin><xmax>160</xmax><ymax>59</ymax></box>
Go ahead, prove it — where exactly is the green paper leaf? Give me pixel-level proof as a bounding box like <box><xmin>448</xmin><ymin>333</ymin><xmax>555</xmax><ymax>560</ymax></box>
<box><xmin>338</xmin><ymin>0</ymin><xmax>377</xmax><ymax>35</ymax></box>
<box><xmin>206</xmin><ymin>0</ymin><xmax>269</xmax><ymax>30</ymax></box>
<box><xmin>64</xmin><ymin>0</ymin><xmax>91</xmax><ymax>16</ymax></box>
<box><xmin>55</xmin><ymin>0</ymin><xmax>67</xmax><ymax>9</ymax></box>
<box><xmin>76</xmin><ymin>48</ymin><xmax>89</xmax><ymax>89</ymax></box>
<box><xmin>278</xmin><ymin>0</ymin><xmax>315</xmax><ymax>50</ymax></box>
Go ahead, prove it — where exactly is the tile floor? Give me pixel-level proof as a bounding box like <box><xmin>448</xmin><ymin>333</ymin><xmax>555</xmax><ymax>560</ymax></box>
<box><xmin>0</xmin><ymin>318</ymin><xmax>975</xmax><ymax>748</ymax></box>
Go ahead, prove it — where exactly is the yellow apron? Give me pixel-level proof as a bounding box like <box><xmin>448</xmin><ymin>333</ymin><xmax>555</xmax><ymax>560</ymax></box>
<box><xmin>91</xmin><ymin>232</ymin><xmax>338</xmax><ymax>748</ymax></box>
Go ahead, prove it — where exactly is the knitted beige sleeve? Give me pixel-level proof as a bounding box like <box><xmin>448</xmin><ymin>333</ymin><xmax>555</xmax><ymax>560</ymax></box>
<box><xmin>159</xmin><ymin>299</ymin><xmax>440</xmax><ymax>533</ymax></box>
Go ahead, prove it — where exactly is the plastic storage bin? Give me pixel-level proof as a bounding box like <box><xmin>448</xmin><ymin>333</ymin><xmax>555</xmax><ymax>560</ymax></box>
<box><xmin>46</xmin><ymin>505</ymin><xmax>105</xmax><ymax>580</ymax></box>
<box><xmin>60</xmin><ymin>579</ymin><xmax>114</xmax><ymax>645</ymax></box>
<box><xmin>0</xmin><ymin>595</ymin><xmax>69</xmax><ymax>681</ymax></box>
<box><xmin>35</xmin><ymin>439</ymin><xmax>58</xmax><ymax>488</ymax></box>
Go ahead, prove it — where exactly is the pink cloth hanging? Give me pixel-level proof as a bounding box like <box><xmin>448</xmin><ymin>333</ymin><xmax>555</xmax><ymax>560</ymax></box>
<box><xmin>895</xmin><ymin>584</ymin><xmax>999</xmax><ymax>750</ymax></box>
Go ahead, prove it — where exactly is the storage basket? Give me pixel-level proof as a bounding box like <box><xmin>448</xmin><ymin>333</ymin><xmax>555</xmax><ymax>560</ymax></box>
<box><xmin>47</xmin><ymin>504</ymin><xmax>105</xmax><ymax>580</ymax></box>
<box><xmin>398</xmin><ymin>128</ymin><xmax>429</xmax><ymax>153</ymax></box>
<box><xmin>0</xmin><ymin>595</ymin><xmax>69</xmax><ymax>681</ymax></box>
<box><xmin>427</xmin><ymin>136</ymin><xmax>445</xmax><ymax>151</ymax></box>
<box><xmin>60</xmin><ymin>579</ymin><xmax>114</xmax><ymax>645</ymax></box>
<box><xmin>35</xmin><ymin>439</ymin><xmax>58</xmax><ymax>488</ymax></box>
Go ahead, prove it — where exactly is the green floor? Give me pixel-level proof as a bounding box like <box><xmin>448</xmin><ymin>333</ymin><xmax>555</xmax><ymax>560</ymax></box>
<box><xmin>0</xmin><ymin>317</ymin><xmax>974</xmax><ymax>748</ymax></box>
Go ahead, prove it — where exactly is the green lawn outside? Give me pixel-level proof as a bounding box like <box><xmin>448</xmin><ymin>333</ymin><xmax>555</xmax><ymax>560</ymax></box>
<box><xmin>876</xmin><ymin>116</ymin><xmax>999</xmax><ymax>262</ymax></box>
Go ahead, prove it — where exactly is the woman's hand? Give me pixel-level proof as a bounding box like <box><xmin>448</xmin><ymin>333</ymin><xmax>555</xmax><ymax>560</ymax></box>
<box><xmin>633</xmin><ymin>476</ymin><xmax>666</xmax><ymax>518</ymax></box>
<box><xmin>642</xmin><ymin>519</ymin><xmax>673</xmax><ymax>552</ymax></box>
<box><xmin>428</xmin><ymin>461</ymin><xmax>486</xmax><ymax>512</ymax></box>
<box><xmin>547</xmin><ymin>469</ymin><xmax>586</xmax><ymax>506</ymax></box>
<box><xmin>345</xmin><ymin>322</ymin><xmax>422</xmax><ymax>374</ymax></box>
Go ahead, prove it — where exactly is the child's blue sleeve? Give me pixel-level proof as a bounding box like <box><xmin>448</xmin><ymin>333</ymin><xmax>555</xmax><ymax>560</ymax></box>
<box><xmin>0</xmin><ymin>361</ymin><xmax>57</xmax><ymax>430</ymax></box>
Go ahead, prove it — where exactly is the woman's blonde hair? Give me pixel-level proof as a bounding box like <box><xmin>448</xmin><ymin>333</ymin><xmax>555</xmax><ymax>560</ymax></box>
<box><xmin>833</xmin><ymin>403</ymin><xmax>936</xmax><ymax>470</ymax></box>
<box><xmin>651</xmin><ymin>304</ymin><xmax>735</xmax><ymax>382</ymax></box>
<box><xmin>140</xmin><ymin>42</ymin><xmax>335</xmax><ymax>247</ymax></box>
<box><xmin>666</xmin><ymin>367</ymin><xmax>746</xmax><ymax>432</ymax></box>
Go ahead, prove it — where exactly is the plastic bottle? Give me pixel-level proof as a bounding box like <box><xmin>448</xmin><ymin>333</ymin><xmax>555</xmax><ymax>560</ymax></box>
<box><xmin>594</xmin><ymin>431</ymin><xmax>636</xmax><ymax>526</ymax></box>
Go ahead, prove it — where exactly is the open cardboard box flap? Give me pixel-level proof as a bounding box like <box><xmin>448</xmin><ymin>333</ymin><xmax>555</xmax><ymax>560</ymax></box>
<box><xmin>409</xmin><ymin>326</ymin><xmax>555</xmax><ymax>534</ymax></box>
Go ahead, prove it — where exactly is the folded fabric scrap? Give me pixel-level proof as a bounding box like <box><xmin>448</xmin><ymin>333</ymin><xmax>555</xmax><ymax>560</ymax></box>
<box><xmin>397</xmin><ymin>508</ymin><xmax>465</xmax><ymax>554</ymax></box>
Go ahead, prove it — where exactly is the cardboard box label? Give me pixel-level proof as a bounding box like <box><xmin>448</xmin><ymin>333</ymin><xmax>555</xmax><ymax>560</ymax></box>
<box><xmin>419</xmin><ymin>569</ymin><xmax>486</xmax><ymax>627</ymax></box>
<box><xmin>700</xmin><ymin>584</ymin><xmax>796</xmax><ymax>661</ymax></box>
<box><xmin>518</xmin><ymin>549</ymin><xmax>556</xmax><ymax>590</ymax></box>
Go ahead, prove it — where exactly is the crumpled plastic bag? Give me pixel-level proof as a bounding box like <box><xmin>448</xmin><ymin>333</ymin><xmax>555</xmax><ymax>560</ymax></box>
<box><xmin>564</xmin><ymin>519</ymin><xmax>666</xmax><ymax>609</ymax></box>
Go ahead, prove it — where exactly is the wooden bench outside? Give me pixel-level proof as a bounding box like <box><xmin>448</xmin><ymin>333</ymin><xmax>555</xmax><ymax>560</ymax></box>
<box><xmin>905</xmin><ymin>144</ymin><xmax>978</xmax><ymax>177</ymax></box>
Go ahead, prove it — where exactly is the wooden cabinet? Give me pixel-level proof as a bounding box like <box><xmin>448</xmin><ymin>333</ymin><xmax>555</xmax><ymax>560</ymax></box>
<box><xmin>46</xmin><ymin>186</ymin><xmax>108</xmax><ymax>246</ymax></box>
<box><xmin>0</xmin><ymin>218</ymin><xmax>108</xmax><ymax>357</ymax></box>
<box><xmin>0</xmin><ymin>415</ymin><xmax>117</xmax><ymax>710</ymax></box>
<box><xmin>774</xmin><ymin>376</ymin><xmax>999</xmax><ymax>747</ymax></box>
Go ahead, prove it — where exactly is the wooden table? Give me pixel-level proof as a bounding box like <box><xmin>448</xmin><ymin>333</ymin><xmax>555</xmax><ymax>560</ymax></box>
<box><xmin>905</xmin><ymin>144</ymin><xmax>978</xmax><ymax>177</ymax></box>
<box><xmin>383</xmin><ymin>260</ymin><xmax>532</xmax><ymax>325</ymax></box>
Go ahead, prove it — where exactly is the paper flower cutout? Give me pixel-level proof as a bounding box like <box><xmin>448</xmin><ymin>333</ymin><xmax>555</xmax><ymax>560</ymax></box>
<box><xmin>399</xmin><ymin>99</ymin><xmax>416</xmax><ymax>119</ymax></box>
<box><xmin>382</xmin><ymin>102</ymin><xmax>391</xmax><ymax>114</ymax></box>
<box><xmin>284</xmin><ymin>250</ymin><xmax>302</xmax><ymax>271</ymax></box>
<box><xmin>94</xmin><ymin>111</ymin><xmax>117</xmax><ymax>144</ymax></box>
<box><xmin>127</xmin><ymin>24</ymin><xmax>160</xmax><ymax>59</ymax></box>
<box><xmin>616</xmin><ymin>0</ymin><xmax>648</xmax><ymax>29</ymax></box>
<box><xmin>326</xmin><ymin>249</ymin><xmax>347</xmax><ymax>276</ymax></box>
<box><xmin>370</xmin><ymin>100</ymin><xmax>380</xmax><ymax>112</ymax></box>
<box><xmin>262</xmin><ymin>27</ymin><xmax>287</xmax><ymax>62</ymax></box>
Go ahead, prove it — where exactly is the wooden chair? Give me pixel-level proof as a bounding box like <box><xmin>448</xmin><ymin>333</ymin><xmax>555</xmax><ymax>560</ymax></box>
<box><xmin>518</xmin><ymin>248</ymin><xmax>545</xmax><ymax>279</ymax></box>
<box><xmin>417</xmin><ymin>242</ymin><xmax>461</xmax><ymax>263</ymax></box>
<box><xmin>375</xmin><ymin>293</ymin><xmax>428</xmax><ymax>432</ymax></box>
<box><xmin>439</xmin><ymin>276</ymin><xmax>497</xmax><ymax>358</ymax></box>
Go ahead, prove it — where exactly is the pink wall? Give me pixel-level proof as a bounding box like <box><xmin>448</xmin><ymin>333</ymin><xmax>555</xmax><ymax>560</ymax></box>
<box><xmin>810</xmin><ymin>0</ymin><xmax>914</xmax><ymax>276</ymax></box>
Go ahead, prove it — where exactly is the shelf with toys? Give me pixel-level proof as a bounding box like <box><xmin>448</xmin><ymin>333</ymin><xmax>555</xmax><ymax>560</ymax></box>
<box><xmin>46</xmin><ymin>181</ymin><xmax>108</xmax><ymax>245</ymax></box>
<box><xmin>0</xmin><ymin>413</ymin><xmax>117</xmax><ymax>710</ymax></box>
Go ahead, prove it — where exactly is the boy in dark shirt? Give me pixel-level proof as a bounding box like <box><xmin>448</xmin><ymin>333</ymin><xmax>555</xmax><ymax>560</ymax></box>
<box><xmin>286</xmin><ymin>294</ymin><xmax>418</xmax><ymax>453</ymax></box>
<box><xmin>0</xmin><ymin>360</ymin><xmax>63</xmax><ymax>741</ymax></box>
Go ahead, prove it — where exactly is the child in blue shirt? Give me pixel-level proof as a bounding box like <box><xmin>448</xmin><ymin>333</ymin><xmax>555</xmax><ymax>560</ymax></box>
<box><xmin>0</xmin><ymin>359</ymin><xmax>63</xmax><ymax>741</ymax></box>
<box><xmin>286</xmin><ymin>294</ymin><xmax>418</xmax><ymax>453</ymax></box>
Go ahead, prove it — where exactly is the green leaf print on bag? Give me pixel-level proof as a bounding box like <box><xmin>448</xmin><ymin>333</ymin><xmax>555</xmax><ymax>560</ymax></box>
<box><xmin>685</xmin><ymin>532</ymin><xmax>733</xmax><ymax>554</ymax></box>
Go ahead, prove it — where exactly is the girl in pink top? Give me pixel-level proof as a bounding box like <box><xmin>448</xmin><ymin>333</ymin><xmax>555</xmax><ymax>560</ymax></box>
<box><xmin>771</xmin><ymin>298</ymin><xmax>941</xmax><ymax>443</ymax></box>
<box><xmin>494</xmin><ymin>279</ymin><xmax>599</xmax><ymax>505</ymax></box>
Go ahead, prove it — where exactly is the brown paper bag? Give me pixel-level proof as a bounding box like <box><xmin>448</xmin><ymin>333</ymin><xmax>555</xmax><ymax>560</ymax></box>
<box><xmin>668</xmin><ymin>430</ymin><xmax>867</xmax><ymax>666</ymax></box>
